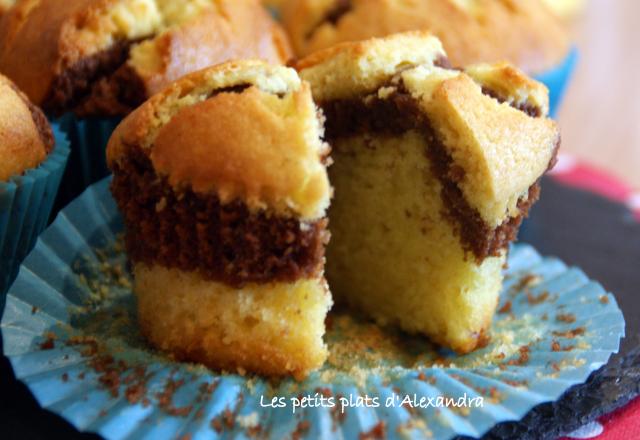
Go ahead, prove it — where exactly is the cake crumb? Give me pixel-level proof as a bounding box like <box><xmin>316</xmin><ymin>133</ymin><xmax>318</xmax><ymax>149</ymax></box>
<box><xmin>556</xmin><ymin>313</ymin><xmax>577</xmax><ymax>324</ymax></box>
<box><xmin>359</xmin><ymin>421</ymin><xmax>386</xmax><ymax>440</ymax></box>
<box><xmin>552</xmin><ymin>327</ymin><xmax>585</xmax><ymax>338</ymax></box>
<box><xmin>497</xmin><ymin>301</ymin><xmax>512</xmax><ymax>314</ymax></box>
<box><xmin>527</xmin><ymin>291</ymin><xmax>549</xmax><ymax>305</ymax></box>
<box><xmin>292</xmin><ymin>420</ymin><xmax>311</xmax><ymax>440</ymax></box>
<box><xmin>600</xmin><ymin>295</ymin><xmax>610</xmax><ymax>304</ymax></box>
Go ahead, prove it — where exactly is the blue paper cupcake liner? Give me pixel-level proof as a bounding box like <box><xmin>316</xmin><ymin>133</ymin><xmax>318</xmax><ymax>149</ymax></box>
<box><xmin>534</xmin><ymin>47</ymin><xmax>579</xmax><ymax>118</ymax></box>
<box><xmin>53</xmin><ymin>114</ymin><xmax>122</xmax><ymax>214</ymax></box>
<box><xmin>0</xmin><ymin>126</ymin><xmax>70</xmax><ymax>300</ymax></box>
<box><xmin>1</xmin><ymin>178</ymin><xmax>625</xmax><ymax>440</ymax></box>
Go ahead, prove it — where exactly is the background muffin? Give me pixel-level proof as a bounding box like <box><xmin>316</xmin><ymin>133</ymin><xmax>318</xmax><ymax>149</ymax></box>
<box><xmin>0</xmin><ymin>0</ymin><xmax>292</xmax><ymax>117</ymax></box>
<box><xmin>0</xmin><ymin>0</ymin><xmax>292</xmax><ymax>212</ymax></box>
<box><xmin>282</xmin><ymin>0</ymin><xmax>569</xmax><ymax>74</ymax></box>
<box><xmin>0</xmin><ymin>74</ymin><xmax>69</xmax><ymax>297</ymax></box>
<box><xmin>0</xmin><ymin>0</ymin><xmax>14</xmax><ymax>16</ymax></box>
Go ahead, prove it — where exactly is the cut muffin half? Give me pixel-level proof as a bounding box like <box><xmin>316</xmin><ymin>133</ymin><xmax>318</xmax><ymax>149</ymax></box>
<box><xmin>297</xmin><ymin>32</ymin><xmax>560</xmax><ymax>353</ymax></box>
<box><xmin>107</xmin><ymin>60</ymin><xmax>332</xmax><ymax>379</ymax></box>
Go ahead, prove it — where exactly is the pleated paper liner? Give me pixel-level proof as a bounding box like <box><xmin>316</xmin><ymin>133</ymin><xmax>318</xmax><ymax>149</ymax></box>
<box><xmin>52</xmin><ymin>114</ymin><xmax>121</xmax><ymax>215</ymax></box>
<box><xmin>0</xmin><ymin>126</ymin><xmax>70</xmax><ymax>300</ymax></box>
<box><xmin>1</xmin><ymin>178</ymin><xmax>625</xmax><ymax>440</ymax></box>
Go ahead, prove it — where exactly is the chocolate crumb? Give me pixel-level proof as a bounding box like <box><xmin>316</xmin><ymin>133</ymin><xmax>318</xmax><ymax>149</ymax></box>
<box><xmin>527</xmin><ymin>291</ymin><xmax>550</xmax><ymax>305</ymax></box>
<box><xmin>600</xmin><ymin>295</ymin><xmax>610</xmax><ymax>304</ymax></box>
<box><xmin>211</xmin><ymin>417</ymin><xmax>224</xmax><ymax>433</ymax></box>
<box><xmin>498</xmin><ymin>300</ymin><xmax>512</xmax><ymax>314</ymax></box>
<box><xmin>552</xmin><ymin>327</ymin><xmax>586</xmax><ymax>338</ymax></box>
<box><xmin>292</xmin><ymin>420</ymin><xmax>311</xmax><ymax>440</ymax></box>
<box><xmin>223</xmin><ymin>408</ymin><xmax>235</xmax><ymax>429</ymax></box>
<box><xmin>506</xmin><ymin>346</ymin><xmax>530</xmax><ymax>366</ymax></box>
<box><xmin>359</xmin><ymin>421</ymin><xmax>386</xmax><ymax>440</ymax></box>
<box><xmin>551</xmin><ymin>340</ymin><xmax>575</xmax><ymax>352</ymax></box>
<box><xmin>556</xmin><ymin>313</ymin><xmax>577</xmax><ymax>324</ymax></box>
<box><xmin>39</xmin><ymin>337</ymin><xmax>55</xmax><ymax>350</ymax></box>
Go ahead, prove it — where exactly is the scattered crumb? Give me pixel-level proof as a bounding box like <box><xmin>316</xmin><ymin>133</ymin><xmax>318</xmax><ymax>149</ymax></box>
<box><xmin>527</xmin><ymin>291</ymin><xmax>549</xmax><ymax>305</ymax></box>
<box><xmin>359</xmin><ymin>421</ymin><xmax>386</xmax><ymax>440</ymax></box>
<box><xmin>292</xmin><ymin>420</ymin><xmax>311</xmax><ymax>440</ymax></box>
<box><xmin>556</xmin><ymin>313</ymin><xmax>577</xmax><ymax>324</ymax></box>
<box><xmin>497</xmin><ymin>301</ymin><xmax>512</xmax><ymax>314</ymax></box>
<box><xmin>600</xmin><ymin>295</ymin><xmax>610</xmax><ymax>304</ymax></box>
<box><xmin>552</xmin><ymin>327</ymin><xmax>586</xmax><ymax>338</ymax></box>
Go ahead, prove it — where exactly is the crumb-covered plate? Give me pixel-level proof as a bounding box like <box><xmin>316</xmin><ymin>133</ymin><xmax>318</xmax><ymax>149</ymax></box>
<box><xmin>1</xmin><ymin>178</ymin><xmax>625</xmax><ymax>440</ymax></box>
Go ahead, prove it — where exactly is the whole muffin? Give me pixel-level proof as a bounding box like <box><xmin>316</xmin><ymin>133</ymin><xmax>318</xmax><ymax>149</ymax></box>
<box><xmin>0</xmin><ymin>0</ymin><xmax>292</xmax><ymax>117</ymax></box>
<box><xmin>282</xmin><ymin>0</ymin><xmax>570</xmax><ymax>75</ymax></box>
<box><xmin>0</xmin><ymin>75</ymin><xmax>53</xmax><ymax>182</ymax></box>
<box><xmin>0</xmin><ymin>74</ymin><xmax>70</xmax><ymax>296</ymax></box>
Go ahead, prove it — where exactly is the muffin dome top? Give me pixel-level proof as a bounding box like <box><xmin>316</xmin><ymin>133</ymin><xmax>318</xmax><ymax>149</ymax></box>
<box><xmin>0</xmin><ymin>74</ymin><xmax>54</xmax><ymax>182</ymax></box>
<box><xmin>297</xmin><ymin>32</ymin><xmax>559</xmax><ymax>229</ymax></box>
<box><xmin>107</xmin><ymin>60</ymin><xmax>331</xmax><ymax>221</ymax></box>
<box><xmin>0</xmin><ymin>0</ymin><xmax>15</xmax><ymax>15</ymax></box>
<box><xmin>282</xmin><ymin>0</ymin><xmax>570</xmax><ymax>74</ymax></box>
<box><xmin>0</xmin><ymin>0</ymin><xmax>292</xmax><ymax>117</ymax></box>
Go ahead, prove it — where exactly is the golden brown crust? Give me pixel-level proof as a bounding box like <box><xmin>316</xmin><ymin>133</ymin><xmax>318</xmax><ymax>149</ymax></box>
<box><xmin>0</xmin><ymin>0</ymin><xmax>15</xmax><ymax>15</ymax></box>
<box><xmin>283</xmin><ymin>0</ymin><xmax>570</xmax><ymax>74</ymax></box>
<box><xmin>0</xmin><ymin>74</ymin><xmax>52</xmax><ymax>181</ymax></box>
<box><xmin>129</xmin><ymin>1</ymin><xmax>293</xmax><ymax>97</ymax></box>
<box><xmin>0</xmin><ymin>0</ymin><xmax>292</xmax><ymax>115</ymax></box>
<box><xmin>107</xmin><ymin>60</ymin><xmax>331</xmax><ymax>220</ymax></box>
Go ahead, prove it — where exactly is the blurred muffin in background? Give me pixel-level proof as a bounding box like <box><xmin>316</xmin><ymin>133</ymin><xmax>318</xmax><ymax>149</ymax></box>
<box><xmin>0</xmin><ymin>74</ymin><xmax>69</xmax><ymax>296</ymax></box>
<box><xmin>0</xmin><ymin>0</ymin><xmax>292</xmax><ymax>117</ymax></box>
<box><xmin>282</xmin><ymin>0</ymin><xmax>569</xmax><ymax>76</ymax></box>
<box><xmin>263</xmin><ymin>0</ymin><xmax>286</xmax><ymax>10</ymax></box>
<box><xmin>0</xmin><ymin>0</ymin><xmax>292</xmax><ymax>210</ymax></box>
<box><xmin>542</xmin><ymin>0</ymin><xmax>587</xmax><ymax>19</ymax></box>
<box><xmin>0</xmin><ymin>0</ymin><xmax>14</xmax><ymax>16</ymax></box>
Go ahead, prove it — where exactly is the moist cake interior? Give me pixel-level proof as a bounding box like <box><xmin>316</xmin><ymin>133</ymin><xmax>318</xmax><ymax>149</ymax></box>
<box><xmin>320</xmin><ymin>74</ymin><xmax>547</xmax><ymax>354</ymax></box>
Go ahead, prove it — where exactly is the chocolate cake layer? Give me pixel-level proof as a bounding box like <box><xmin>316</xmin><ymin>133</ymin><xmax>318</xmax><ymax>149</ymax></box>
<box><xmin>481</xmin><ymin>87</ymin><xmax>543</xmax><ymax>118</ymax></box>
<box><xmin>321</xmin><ymin>82</ymin><xmax>550</xmax><ymax>261</ymax></box>
<box><xmin>110</xmin><ymin>146</ymin><xmax>329</xmax><ymax>288</ymax></box>
<box><xmin>45</xmin><ymin>39</ymin><xmax>147</xmax><ymax>116</ymax></box>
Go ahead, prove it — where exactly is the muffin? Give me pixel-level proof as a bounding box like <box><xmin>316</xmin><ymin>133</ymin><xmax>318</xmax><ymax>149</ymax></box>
<box><xmin>297</xmin><ymin>32</ymin><xmax>560</xmax><ymax>354</ymax></box>
<box><xmin>0</xmin><ymin>74</ymin><xmax>70</xmax><ymax>297</ymax></box>
<box><xmin>0</xmin><ymin>0</ymin><xmax>292</xmax><ymax>209</ymax></box>
<box><xmin>282</xmin><ymin>0</ymin><xmax>569</xmax><ymax>73</ymax></box>
<box><xmin>107</xmin><ymin>61</ymin><xmax>332</xmax><ymax>379</ymax></box>
<box><xmin>0</xmin><ymin>0</ymin><xmax>292</xmax><ymax>117</ymax></box>
<box><xmin>0</xmin><ymin>0</ymin><xmax>15</xmax><ymax>16</ymax></box>
<box><xmin>542</xmin><ymin>0</ymin><xmax>587</xmax><ymax>19</ymax></box>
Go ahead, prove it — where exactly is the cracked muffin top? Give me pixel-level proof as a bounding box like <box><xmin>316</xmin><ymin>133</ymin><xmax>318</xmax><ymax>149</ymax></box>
<box><xmin>107</xmin><ymin>59</ymin><xmax>331</xmax><ymax>221</ymax></box>
<box><xmin>0</xmin><ymin>73</ymin><xmax>54</xmax><ymax>181</ymax></box>
<box><xmin>282</xmin><ymin>0</ymin><xmax>570</xmax><ymax>74</ymax></box>
<box><xmin>0</xmin><ymin>0</ymin><xmax>292</xmax><ymax>117</ymax></box>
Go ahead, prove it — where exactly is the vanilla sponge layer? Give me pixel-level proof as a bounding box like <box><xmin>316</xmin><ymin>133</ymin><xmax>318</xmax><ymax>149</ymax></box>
<box><xmin>134</xmin><ymin>264</ymin><xmax>332</xmax><ymax>379</ymax></box>
<box><xmin>326</xmin><ymin>132</ymin><xmax>503</xmax><ymax>354</ymax></box>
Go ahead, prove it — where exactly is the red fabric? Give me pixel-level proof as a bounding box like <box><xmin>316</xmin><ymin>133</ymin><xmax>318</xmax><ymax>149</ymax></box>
<box><xmin>595</xmin><ymin>397</ymin><xmax>640</xmax><ymax>440</ymax></box>
<box><xmin>552</xmin><ymin>155</ymin><xmax>639</xmax><ymax>439</ymax></box>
